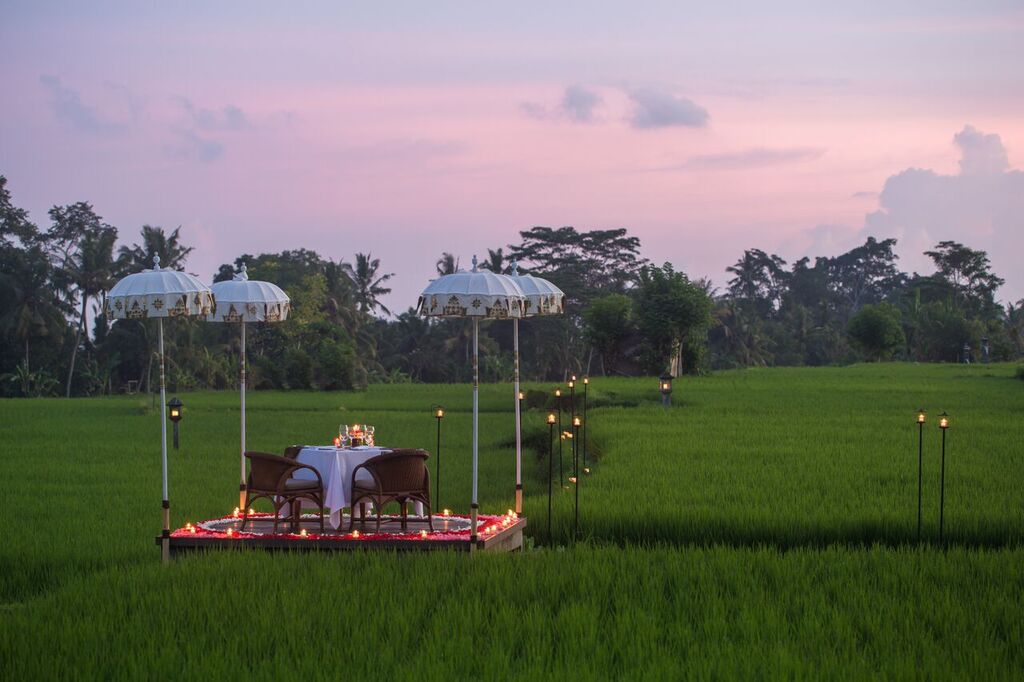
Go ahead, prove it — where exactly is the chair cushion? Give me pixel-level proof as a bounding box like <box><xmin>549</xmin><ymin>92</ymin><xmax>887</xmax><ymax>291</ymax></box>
<box><xmin>284</xmin><ymin>478</ymin><xmax>320</xmax><ymax>491</ymax></box>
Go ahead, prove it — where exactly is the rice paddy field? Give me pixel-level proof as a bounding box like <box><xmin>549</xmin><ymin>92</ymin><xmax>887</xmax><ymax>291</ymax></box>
<box><xmin>1</xmin><ymin>364</ymin><xmax>1022</xmax><ymax>679</ymax></box>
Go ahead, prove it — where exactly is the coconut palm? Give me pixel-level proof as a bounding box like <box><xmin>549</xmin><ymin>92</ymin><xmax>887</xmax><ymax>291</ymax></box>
<box><xmin>343</xmin><ymin>252</ymin><xmax>394</xmax><ymax>316</ymax></box>
<box><xmin>435</xmin><ymin>252</ymin><xmax>459</xmax><ymax>276</ymax></box>
<box><xmin>117</xmin><ymin>225</ymin><xmax>194</xmax><ymax>274</ymax></box>
<box><xmin>64</xmin><ymin>226</ymin><xmax>118</xmax><ymax>396</ymax></box>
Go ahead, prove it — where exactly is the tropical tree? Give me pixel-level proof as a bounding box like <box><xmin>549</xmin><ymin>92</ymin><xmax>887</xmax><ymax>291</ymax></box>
<box><xmin>480</xmin><ymin>247</ymin><xmax>508</xmax><ymax>274</ymax></box>
<box><xmin>846</xmin><ymin>302</ymin><xmax>905</xmax><ymax>361</ymax></box>
<box><xmin>117</xmin><ymin>225</ymin><xmax>194</xmax><ymax>273</ymax></box>
<box><xmin>344</xmin><ymin>252</ymin><xmax>394</xmax><ymax>316</ymax></box>
<box><xmin>635</xmin><ymin>263</ymin><xmax>712</xmax><ymax>374</ymax></box>
<box><xmin>436</xmin><ymin>252</ymin><xmax>459</xmax><ymax>276</ymax></box>
<box><xmin>583</xmin><ymin>293</ymin><xmax>633</xmax><ymax>375</ymax></box>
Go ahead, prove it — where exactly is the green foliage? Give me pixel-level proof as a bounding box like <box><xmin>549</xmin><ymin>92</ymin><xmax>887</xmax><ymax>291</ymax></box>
<box><xmin>635</xmin><ymin>263</ymin><xmax>712</xmax><ymax>374</ymax></box>
<box><xmin>583</xmin><ymin>293</ymin><xmax>633</xmax><ymax>375</ymax></box>
<box><xmin>284</xmin><ymin>347</ymin><xmax>314</xmax><ymax>389</ymax></box>
<box><xmin>846</xmin><ymin>302</ymin><xmax>905</xmax><ymax>360</ymax></box>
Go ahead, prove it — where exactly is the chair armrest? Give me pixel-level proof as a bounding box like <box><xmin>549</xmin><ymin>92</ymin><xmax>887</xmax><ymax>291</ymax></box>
<box><xmin>351</xmin><ymin>462</ymin><xmax>381</xmax><ymax>492</ymax></box>
<box><xmin>275</xmin><ymin>462</ymin><xmax>324</xmax><ymax>492</ymax></box>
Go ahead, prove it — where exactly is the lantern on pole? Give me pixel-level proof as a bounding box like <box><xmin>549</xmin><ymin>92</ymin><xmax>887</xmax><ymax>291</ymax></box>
<box><xmin>555</xmin><ymin>387</ymin><xmax>564</xmax><ymax>486</ymax></box>
<box><xmin>106</xmin><ymin>255</ymin><xmax>214</xmax><ymax>562</ymax></box>
<box><xmin>546</xmin><ymin>412</ymin><xmax>556</xmax><ymax>539</ymax></box>
<box><xmin>938</xmin><ymin>411</ymin><xmax>950</xmax><ymax>543</ymax></box>
<box><xmin>167</xmin><ymin>397</ymin><xmax>183</xmax><ymax>450</ymax></box>
<box><xmin>573</xmin><ymin>415</ymin><xmax>582</xmax><ymax>538</ymax></box>
<box><xmin>582</xmin><ymin>376</ymin><xmax>589</xmax><ymax>474</ymax></box>
<box><xmin>432</xmin><ymin>405</ymin><xmax>445</xmax><ymax>513</ymax></box>
<box><xmin>659</xmin><ymin>372</ymin><xmax>674</xmax><ymax>408</ymax></box>
<box><xmin>916</xmin><ymin>409</ymin><xmax>925</xmax><ymax>542</ymax></box>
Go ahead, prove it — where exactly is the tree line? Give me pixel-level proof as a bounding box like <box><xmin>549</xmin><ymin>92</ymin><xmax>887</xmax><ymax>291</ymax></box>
<box><xmin>1</xmin><ymin>175</ymin><xmax>1021</xmax><ymax>397</ymax></box>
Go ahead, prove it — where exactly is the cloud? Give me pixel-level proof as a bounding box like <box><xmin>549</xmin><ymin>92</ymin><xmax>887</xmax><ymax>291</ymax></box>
<box><xmin>520</xmin><ymin>101</ymin><xmax>550</xmax><ymax>120</ymax></box>
<box><xmin>851</xmin><ymin>191</ymin><xmax>878</xmax><ymax>200</ymax></box>
<box><xmin>174</xmin><ymin>97</ymin><xmax>249</xmax><ymax>131</ymax></box>
<box><xmin>561</xmin><ymin>85</ymin><xmax>602</xmax><ymax>123</ymax></box>
<box><xmin>676</xmin><ymin>147</ymin><xmax>823</xmax><ymax>171</ymax></box>
<box><xmin>627</xmin><ymin>88</ymin><xmax>708</xmax><ymax>129</ymax></box>
<box><xmin>954</xmin><ymin>124</ymin><xmax>1009</xmax><ymax>175</ymax></box>
<box><xmin>520</xmin><ymin>85</ymin><xmax>603</xmax><ymax>124</ymax></box>
<box><xmin>39</xmin><ymin>75</ymin><xmax>125</xmax><ymax>134</ymax></box>
<box><xmin>842</xmin><ymin>125</ymin><xmax>1023</xmax><ymax>300</ymax></box>
<box><xmin>167</xmin><ymin>129</ymin><xmax>224</xmax><ymax>162</ymax></box>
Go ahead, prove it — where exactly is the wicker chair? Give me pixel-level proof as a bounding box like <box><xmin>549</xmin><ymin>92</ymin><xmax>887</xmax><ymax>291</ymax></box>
<box><xmin>241</xmin><ymin>451</ymin><xmax>325</xmax><ymax>533</ymax></box>
<box><xmin>283</xmin><ymin>445</ymin><xmax>302</xmax><ymax>459</ymax></box>
<box><xmin>349</xmin><ymin>449</ymin><xmax>433</xmax><ymax>533</ymax></box>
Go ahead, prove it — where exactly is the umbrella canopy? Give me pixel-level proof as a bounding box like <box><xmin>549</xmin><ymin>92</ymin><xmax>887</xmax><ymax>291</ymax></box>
<box><xmin>207</xmin><ymin>265</ymin><xmax>290</xmax><ymax>507</ymax></box>
<box><xmin>106</xmin><ymin>255</ymin><xmax>214</xmax><ymax>320</ymax></box>
<box><xmin>418</xmin><ymin>256</ymin><xmax>526</xmax><ymax>544</ymax></box>
<box><xmin>508</xmin><ymin>261</ymin><xmax>565</xmax><ymax>317</ymax></box>
<box><xmin>505</xmin><ymin>261</ymin><xmax>565</xmax><ymax>514</ymax></box>
<box><xmin>105</xmin><ymin>255</ymin><xmax>213</xmax><ymax>562</ymax></box>
<box><xmin>418</xmin><ymin>257</ymin><xmax>525</xmax><ymax>319</ymax></box>
<box><xmin>207</xmin><ymin>265</ymin><xmax>290</xmax><ymax>322</ymax></box>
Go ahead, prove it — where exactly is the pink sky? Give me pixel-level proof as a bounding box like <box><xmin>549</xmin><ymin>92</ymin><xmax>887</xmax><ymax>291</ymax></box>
<box><xmin>2</xmin><ymin>2</ymin><xmax>1023</xmax><ymax>308</ymax></box>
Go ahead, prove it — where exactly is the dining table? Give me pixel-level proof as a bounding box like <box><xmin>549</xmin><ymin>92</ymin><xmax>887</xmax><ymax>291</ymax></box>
<box><xmin>289</xmin><ymin>445</ymin><xmax>424</xmax><ymax>530</ymax></box>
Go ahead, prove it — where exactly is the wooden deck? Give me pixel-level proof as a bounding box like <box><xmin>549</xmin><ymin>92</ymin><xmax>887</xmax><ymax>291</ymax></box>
<box><xmin>160</xmin><ymin>512</ymin><xmax>526</xmax><ymax>556</ymax></box>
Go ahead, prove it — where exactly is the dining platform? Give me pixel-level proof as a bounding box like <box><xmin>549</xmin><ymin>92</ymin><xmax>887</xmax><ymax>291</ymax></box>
<box><xmin>162</xmin><ymin>511</ymin><xmax>526</xmax><ymax>555</ymax></box>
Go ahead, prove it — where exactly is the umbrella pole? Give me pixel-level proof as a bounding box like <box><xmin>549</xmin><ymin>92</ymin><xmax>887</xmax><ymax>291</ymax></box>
<box><xmin>514</xmin><ymin>317</ymin><xmax>522</xmax><ymax>515</ymax></box>
<box><xmin>471</xmin><ymin>317</ymin><xmax>479</xmax><ymax>549</ymax></box>
<box><xmin>158</xmin><ymin>318</ymin><xmax>170</xmax><ymax>563</ymax></box>
<box><xmin>239</xmin><ymin>321</ymin><xmax>247</xmax><ymax>509</ymax></box>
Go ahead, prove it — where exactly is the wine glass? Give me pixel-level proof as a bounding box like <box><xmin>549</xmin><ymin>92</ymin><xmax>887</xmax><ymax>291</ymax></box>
<box><xmin>366</xmin><ymin>425</ymin><xmax>375</xmax><ymax>446</ymax></box>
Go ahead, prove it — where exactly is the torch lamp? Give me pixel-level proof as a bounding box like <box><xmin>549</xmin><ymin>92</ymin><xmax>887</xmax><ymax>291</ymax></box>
<box><xmin>916</xmin><ymin>409</ymin><xmax>925</xmax><ymax>542</ymax></box>
<box><xmin>572</xmin><ymin>415</ymin><xmax>581</xmax><ymax>539</ymax></box>
<box><xmin>167</xmin><ymin>397</ymin><xmax>183</xmax><ymax>450</ymax></box>
<box><xmin>582</xmin><ymin>376</ymin><xmax>589</xmax><ymax>474</ymax></box>
<box><xmin>659</xmin><ymin>373</ymin><xmax>673</xmax><ymax>408</ymax></box>
<box><xmin>555</xmin><ymin>388</ymin><xmax>564</xmax><ymax>486</ymax></box>
<box><xmin>432</xmin><ymin>405</ymin><xmax>444</xmax><ymax>515</ymax></box>
<box><xmin>547</xmin><ymin>412</ymin><xmax>556</xmax><ymax>539</ymax></box>
<box><xmin>568</xmin><ymin>376</ymin><xmax>576</xmax><ymax>428</ymax></box>
<box><xmin>938</xmin><ymin>411</ymin><xmax>950</xmax><ymax>544</ymax></box>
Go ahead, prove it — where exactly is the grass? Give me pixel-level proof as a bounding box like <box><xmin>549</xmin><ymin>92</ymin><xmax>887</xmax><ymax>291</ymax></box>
<box><xmin>1</xmin><ymin>363</ymin><xmax>1022</xmax><ymax>679</ymax></box>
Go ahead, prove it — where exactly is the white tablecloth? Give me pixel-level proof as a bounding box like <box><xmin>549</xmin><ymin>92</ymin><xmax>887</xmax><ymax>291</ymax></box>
<box><xmin>291</xmin><ymin>446</ymin><xmax>423</xmax><ymax>529</ymax></box>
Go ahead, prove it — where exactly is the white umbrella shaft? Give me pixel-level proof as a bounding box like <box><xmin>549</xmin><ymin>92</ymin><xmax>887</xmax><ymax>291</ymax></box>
<box><xmin>471</xmin><ymin>318</ymin><xmax>479</xmax><ymax>542</ymax></box>
<box><xmin>158</xmin><ymin>318</ymin><xmax>169</xmax><ymax>562</ymax></box>
<box><xmin>239</xmin><ymin>321</ymin><xmax>246</xmax><ymax>507</ymax></box>
<box><xmin>513</xmin><ymin>318</ymin><xmax>522</xmax><ymax>514</ymax></box>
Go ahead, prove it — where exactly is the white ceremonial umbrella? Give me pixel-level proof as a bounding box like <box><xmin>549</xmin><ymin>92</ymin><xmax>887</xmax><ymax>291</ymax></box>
<box><xmin>207</xmin><ymin>265</ymin><xmax>291</xmax><ymax>508</ymax></box>
<box><xmin>105</xmin><ymin>255</ymin><xmax>214</xmax><ymax>561</ymax></box>
<box><xmin>506</xmin><ymin>261</ymin><xmax>565</xmax><ymax>514</ymax></box>
<box><xmin>418</xmin><ymin>255</ymin><xmax>525</xmax><ymax>545</ymax></box>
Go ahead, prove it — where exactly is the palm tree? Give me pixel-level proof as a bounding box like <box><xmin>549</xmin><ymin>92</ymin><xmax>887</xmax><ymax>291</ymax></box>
<box><xmin>343</xmin><ymin>252</ymin><xmax>394</xmax><ymax>316</ymax></box>
<box><xmin>117</xmin><ymin>225</ymin><xmax>193</xmax><ymax>274</ymax></box>
<box><xmin>436</xmin><ymin>252</ymin><xmax>459</xmax><ymax>276</ymax></box>
<box><xmin>64</xmin><ymin>226</ymin><xmax>118</xmax><ymax>396</ymax></box>
<box><xmin>481</xmin><ymin>248</ymin><xmax>507</xmax><ymax>274</ymax></box>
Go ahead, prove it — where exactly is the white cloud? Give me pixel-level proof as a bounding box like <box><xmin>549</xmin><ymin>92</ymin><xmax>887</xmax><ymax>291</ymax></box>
<box><xmin>626</xmin><ymin>88</ymin><xmax>708</xmax><ymax>129</ymax></box>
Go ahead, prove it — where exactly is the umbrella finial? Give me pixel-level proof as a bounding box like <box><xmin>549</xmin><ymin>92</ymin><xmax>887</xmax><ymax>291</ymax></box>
<box><xmin>510</xmin><ymin>260</ymin><xmax>519</xmax><ymax>276</ymax></box>
<box><xmin>472</xmin><ymin>254</ymin><xmax>478</xmax><ymax>272</ymax></box>
<box><xmin>152</xmin><ymin>254</ymin><xmax>161</xmax><ymax>270</ymax></box>
<box><xmin>235</xmin><ymin>264</ymin><xmax>249</xmax><ymax>281</ymax></box>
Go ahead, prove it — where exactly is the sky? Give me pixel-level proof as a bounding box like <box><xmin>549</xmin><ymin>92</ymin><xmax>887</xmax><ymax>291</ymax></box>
<box><xmin>2</xmin><ymin>1</ymin><xmax>1023</xmax><ymax>310</ymax></box>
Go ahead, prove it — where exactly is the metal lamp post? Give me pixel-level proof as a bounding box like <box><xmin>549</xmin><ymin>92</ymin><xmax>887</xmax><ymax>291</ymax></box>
<box><xmin>582</xmin><ymin>376</ymin><xmax>589</xmax><ymax>474</ymax></box>
<box><xmin>659</xmin><ymin>372</ymin><xmax>673</xmax><ymax>408</ymax></box>
<box><xmin>547</xmin><ymin>412</ymin><xmax>556</xmax><ymax>539</ymax></box>
<box><xmin>916</xmin><ymin>409</ymin><xmax>925</xmax><ymax>542</ymax></box>
<box><xmin>167</xmin><ymin>397</ymin><xmax>183</xmax><ymax>450</ymax></box>
<box><xmin>938</xmin><ymin>412</ymin><xmax>950</xmax><ymax>544</ymax></box>
<box><xmin>573</xmin><ymin>415</ymin><xmax>581</xmax><ymax>539</ymax></box>
<box><xmin>432</xmin><ymin>405</ymin><xmax>444</xmax><ymax>514</ymax></box>
<box><xmin>555</xmin><ymin>387</ymin><xmax>564</xmax><ymax>486</ymax></box>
